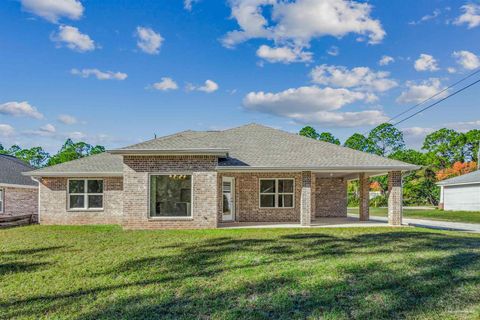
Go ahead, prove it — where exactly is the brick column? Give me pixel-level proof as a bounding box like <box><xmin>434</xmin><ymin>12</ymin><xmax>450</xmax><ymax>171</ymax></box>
<box><xmin>300</xmin><ymin>171</ymin><xmax>313</xmax><ymax>226</ymax></box>
<box><xmin>359</xmin><ymin>173</ymin><xmax>369</xmax><ymax>221</ymax></box>
<box><xmin>388</xmin><ymin>171</ymin><xmax>403</xmax><ymax>226</ymax></box>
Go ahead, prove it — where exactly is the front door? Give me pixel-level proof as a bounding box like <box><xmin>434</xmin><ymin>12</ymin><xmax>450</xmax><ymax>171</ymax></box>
<box><xmin>222</xmin><ymin>177</ymin><xmax>235</xmax><ymax>221</ymax></box>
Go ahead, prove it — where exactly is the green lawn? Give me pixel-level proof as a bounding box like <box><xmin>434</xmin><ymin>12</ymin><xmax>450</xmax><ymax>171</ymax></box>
<box><xmin>348</xmin><ymin>207</ymin><xmax>480</xmax><ymax>224</ymax></box>
<box><xmin>1</xmin><ymin>226</ymin><xmax>480</xmax><ymax>319</ymax></box>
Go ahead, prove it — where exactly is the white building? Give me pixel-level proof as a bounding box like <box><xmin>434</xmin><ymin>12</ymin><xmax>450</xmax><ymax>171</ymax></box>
<box><xmin>437</xmin><ymin>170</ymin><xmax>480</xmax><ymax>211</ymax></box>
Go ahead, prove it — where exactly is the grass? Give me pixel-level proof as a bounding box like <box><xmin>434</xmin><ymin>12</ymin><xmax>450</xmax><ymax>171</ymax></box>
<box><xmin>1</xmin><ymin>225</ymin><xmax>480</xmax><ymax>319</ymax></box>
<box><xmin>348</xmin><ymin>207</ymin><xmax>480</xmax><ymax>224</ymax></box>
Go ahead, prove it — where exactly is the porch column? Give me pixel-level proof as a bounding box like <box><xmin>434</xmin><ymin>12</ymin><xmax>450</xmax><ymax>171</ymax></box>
<box><xmin>359</xmin><ymin>173</ymin><xmax>369</xmax><ymax>221</ymax></box>
<box><xmin>388</xmin><ymin>171</ymin><xmax>403</xmax><ymax>226</ymax></box>
<box><xmin>300</xmin><ymin>171</ymin><xmax>314</xmax><ymax>226</ymax></box>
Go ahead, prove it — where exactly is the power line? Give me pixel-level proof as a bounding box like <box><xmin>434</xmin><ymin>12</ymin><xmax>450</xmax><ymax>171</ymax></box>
<box><xmin>392</xmin><ymin>78</ymin><xmax>480</xmax><ymax>126</ymax></box>
<box><xmin>388</xmin><ymin>68</ymin><xmax>480</xmax><ymax>123</ymax></box>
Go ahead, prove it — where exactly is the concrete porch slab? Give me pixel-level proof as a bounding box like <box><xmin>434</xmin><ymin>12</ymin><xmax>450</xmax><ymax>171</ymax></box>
<box><xmin>218</xmin><ymin>216</ymin><xmax>389</xmax><ymax>229</ymax></box>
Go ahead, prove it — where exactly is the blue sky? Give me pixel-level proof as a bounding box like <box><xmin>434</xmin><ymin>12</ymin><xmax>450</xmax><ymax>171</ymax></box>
<box><xmin>1</xmin><ymin>0</ymin><xmax>479</xmax><ymax>153</ymax></box>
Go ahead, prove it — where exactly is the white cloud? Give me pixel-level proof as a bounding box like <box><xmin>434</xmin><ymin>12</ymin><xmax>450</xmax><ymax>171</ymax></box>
<box><xmin>58</xmin><ymin>114</ymin><xmax>77</xmax><ymax>125</ymax></box>
<box><xmin>326</xmin><ymin>46</ymin><xmax>339</xmax><ymax>56</ymax></box>
<box><xmin>414</xmin><ymin>54</ymin><xmax>439</xmax><ymax>71</ymax></box>
<box><xmin>256</xmin><ymin>45</ymin><xmax>312</xmax><ymax>63</ymax></box>
<box><xmin>396</xmin><ymin>78</ymin><xmax>446</xmax><ymax>104</ymax></box>
<box><xmin>454</xmin><ymin>4</ymin><xmax>480</xmax><ymax>29</ymax></box>
<box><xmin>310</xmin><ymin>64</ymin><xmax>398</xmax><ymax>92</ymax></box>
<box><xmin>21</xmin><ymin>0</ymin><xmax>84</xmax><ymax>23</ymax></box>
<box><xmin>71</xmin><ymin>68</ymin><xmax>128</xmax><ymax>80</ymax></box>
<box><xmin>402</xmin><ymin>127</ymin><xmax>434</xmax><ymax>137</ymax></box>
<box><xmin>135</xmin><ymin>26</ymin><xmax>163</xmax><ymax>55</ymax></box>
<box><xmin>152</xmin><ymin>77</ymin><xmax>179</xmax><ymax>91</ymax></box>
<box><xmin>51</xmin><ymin>25</ymin><xmax>95</xmax><ymax>52</ymax></box>
<box><xmin>242</xmin><ymin>85</ymin><xmax>387</xmax><ymax>127</ymax></box>
<box><xmin>379</xmin><ymin>55</ymin><xmax>394</xmax><ymax>66</ymax></box>
<box><xmin>184</xmin><ymin>0</ymin><xmax>199</xmax><ymax>11</ymax></box>
<box><xmin>40</xmin><ymin>123</ymin><xmax>56</xmax><ymax>134</ymax></box>
<box><xmin>187</xmin><ymin>80</ymin><xmax>219</xmax><ymax>93</ymax></box>
<box><xmin>447</xmin><ymin>67</ymin><xmax>457</xmax><ymax>74</ymax></box>
<box><xmin>0</xmin><ymin>101</ymin><xmax>44</xmax><ymax>119</ymax></box>
<box><xmin>408</xmin><ymin>8</ymin><xmax>441</xmax><ymax>25</ymax></box>
<box><xmin>453</xmin><ymin>50</ymin><xmax>480</xmax><ymax>70</ymax></box>
<box><xmin>24</xmin><ymin>123</ymin><xmax>57</xmax><ymax>136</ymax></box>
<box><xmin>447</xmin><ymin>119</ymin><xmax>480</xmax><ymax>131</ymax></box>
<box><xmin>0</xmin><ymin>124</ymin><xmax>15</xmax><ymax>137</ymax></box>
<box><xmin>222</xmin><ymin>0</ymin><xmax>385</xmax><ymax>54</ymax></box>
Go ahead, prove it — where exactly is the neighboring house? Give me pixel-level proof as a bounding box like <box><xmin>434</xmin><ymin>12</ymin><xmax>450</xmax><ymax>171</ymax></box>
<box><xmin>437</xmin><ymin>170</ymin><xmax>480</xmax><ymax>211</ymax></box>
<box><xmin>0</xmin><ymin>154</ymin><xmax>38</xmax><ymax>219</ymax></box>
<box><xmin>24</xmin><ymin>124</ymin><xmax>418</xmax><ymax>229</ymax></box>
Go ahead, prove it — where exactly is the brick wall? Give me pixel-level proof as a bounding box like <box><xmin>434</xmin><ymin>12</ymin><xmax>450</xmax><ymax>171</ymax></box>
<box><xmin>217</xmin><ymin>172</ymin><xmax>302</xmax><ymax>223</ymax></box>
<box><xmin>38</xmin><ymin>177</ymin><xmax>123</xmax><ymax>225</ymax></box>
<box><xmin>3</xmin><ymin>187</ymin><xmax>38</xmax><ymax>220</ymax></box>
<box><xmin>388</xmin><ymin>171</ymin><xmax>403</xmax><ymax>226</ymax></box>
<box><xmin>314</xmin><ymin>176</ymin><xmax>347</xmax><ymax>217</ymax></box>
<box><xmin>122</xmin><ymin>156</ymin><xmax>218</xmax><ymax>230</ymax></box>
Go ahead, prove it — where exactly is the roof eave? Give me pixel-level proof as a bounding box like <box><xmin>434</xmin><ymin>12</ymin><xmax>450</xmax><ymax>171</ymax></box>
<box><xmin>108</xmin><ymin>148</ymin><xmax>229</xmax><ymax>157</ymax></box>
<box><xmin>22</xmin><ymin>172</ymin><xmax>123</xmax><ymax>178</ymax></box>
<box><xmin>436</xmin><ymin>181</ymin><xmax>480</xmax><ymax>187</ymax></box>
<box><xmin>216</xmin><ymin>165</ymin><xmax>420</xmax><ymax>172</ymax></box>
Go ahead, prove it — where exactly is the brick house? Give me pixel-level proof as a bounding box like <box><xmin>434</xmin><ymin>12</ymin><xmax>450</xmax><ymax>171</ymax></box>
<box><xmin>24</xmin><ymin>124</ymin><xmax>418</xmax><ymax>229</ymax></box>
<box><xmin>0</xmin><ymin>154</ymin><xmax>38</xmax><ymax>220</ymax></box>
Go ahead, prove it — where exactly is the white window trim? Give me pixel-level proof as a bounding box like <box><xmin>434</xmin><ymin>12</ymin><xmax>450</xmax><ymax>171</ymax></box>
<box><xmin>0</xmin><ymin>188</ymin><xmax>4</xmax><ymax>214</ymax></box>
<box><xmin>67</xmin><ymin>179</ymin><xmax>104</xmax><ymax>211</ymax></box>
<box><xmin>148</xmin><ymin>173</ymin><xmax>194</xmax><ymax>220</ymax></box>
<box><xmin>259</xmin><ymin>178</ymin><xmax>295</xmax><ymax>209</ymax></box>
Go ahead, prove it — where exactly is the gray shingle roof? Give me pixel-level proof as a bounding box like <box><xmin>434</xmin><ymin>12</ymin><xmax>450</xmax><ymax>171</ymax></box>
<box><xmin>24</xmin><ymin>152</ymin><xmax>124</xmax><ymax>177</ymax></box>
<box><xmin>0</xmin><ymin>155</ymin><xmax>38</xmax><ymax>186</ymax></box>
<box><xmin>114</xmin><ymin>123</ymin><xmax>418</xmax><ymax>170</ymax></box>
<box><xmin>25</xmin><ymin>124</ymin><xmax>419</xmax><ymax>177</ymax></box>
<box><xmin>437</xmin><ymin>170</ymin><xmax>480</xmax><ymax>186</ymax></box>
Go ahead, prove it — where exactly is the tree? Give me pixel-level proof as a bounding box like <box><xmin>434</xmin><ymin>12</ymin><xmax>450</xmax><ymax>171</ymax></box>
<box><xmin>465</xmin><ymin>129</ymin><xmax>480</xmax><ymax>162</ymax></box>
<box><xmin>344</xmin><ymin>133</ymin><xmax>373</xmax><ymax>152</ymax></box>
<box><xmin>368</xmin><ymin>123</ymin><xmax>405</xmax><ymax>156</ymax></box>
<box><xmin>422</xmin><ymin>128</ymin><xmax>466</xmax><ymax>168</ymax></box>
<box><xmin>12</xmin><ymin>147</ymin><xmax>50</xmax><ymax>168</ymax></box>
<box><xmin>318</xmin><ymin>132</ymin><xmax>340</xmax><ymax>145</ymax></box>
<box><xmin>389</xmin><ymin>149</ymin><xmax>428</xmax><ymax>166</ymax></box>
<box><xmin>299</xmin><ymin>126</ymin><xmax>319</xmax><ymax>139</ymax></box>
<box><xmin>436</xmin><ymin>161</ymin><xmax>477</xmax><ymax>181</ymax></box>
<box><xmin>47</xmin><ymin>139</ymin><xmax>105</xmax><ymax>166</ymax></box>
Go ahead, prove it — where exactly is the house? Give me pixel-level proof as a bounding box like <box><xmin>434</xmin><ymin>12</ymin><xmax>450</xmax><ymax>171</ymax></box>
<box><xmin>24</xmin><ymin>124</ymin><xmax>418</xmax><ymax>229</ymax></box>
<box><xmin>0</xmin><ymin>154</ymin><xmax>38</xmax><ymax>220</ymax></box>
<box><xmin>437</xmin><ymin>170</ymin><xmax>480</xmax><ymax>211</ymax></box>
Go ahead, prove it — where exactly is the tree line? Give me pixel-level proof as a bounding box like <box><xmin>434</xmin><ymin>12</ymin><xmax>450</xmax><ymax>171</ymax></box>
<box><xmin>0</xmin><ymin>139</ymin><xmax>105</xmax><ymax>168</ymax></box>
<box><xmin>300</xmin><ymin>124</ymin><xmax>480</xmax><ymax>206</ymax></box>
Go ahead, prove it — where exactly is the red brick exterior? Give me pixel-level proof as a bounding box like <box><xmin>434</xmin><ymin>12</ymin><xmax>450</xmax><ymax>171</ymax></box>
<box><xmin>38</xmin><ymin>177</ymin><xmax>123</xmax><ymax>225</ymax></box>
<box><xmin>388</xmin><ymin>171</ymin><xmax>403</xmax><ymax>226</ymax></box>
<box><xmin>314</xmin><ymin>176</ymin><xmax>347</xmax><ymax>218</ymax></box>
<box><xmin>2</xmin><ymin>187</ymin><xmax>38</xmax><ymax>220</ymax></box>
<box><xmin>358</xmin><ymin>173</ymin><xmax>370</xmax><ymax>221</ymax></box>
<box><xmin>217</xmin><ymin>172</ymin><xmax>302</xmax><ymax>223</ymax></box>
<box><xmin>122</xmin><ymin>156</ymin><xmax>218</xmax><ymax>230</ymax></box>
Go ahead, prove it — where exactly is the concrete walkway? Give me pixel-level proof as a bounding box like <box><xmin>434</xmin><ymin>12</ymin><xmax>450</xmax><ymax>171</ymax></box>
<box><xmin>366</xmin><ymin>215</ymin><xmax>480</xmax><ymax>233</ymax></box>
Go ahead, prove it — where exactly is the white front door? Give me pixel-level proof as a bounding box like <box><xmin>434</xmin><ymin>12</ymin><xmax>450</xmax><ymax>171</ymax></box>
<box><xmin>222</xmin><ymin>177</ymin><xmax>235</xmax><ymax>221</ymax></box>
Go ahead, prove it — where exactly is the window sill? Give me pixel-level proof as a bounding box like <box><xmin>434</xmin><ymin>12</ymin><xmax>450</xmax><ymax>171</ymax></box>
<box><xmin>259</xmin><ymin>207</ymin><xmax>294</xmax><ymax>209</ymax></box>
<box><xmin>68</xmin><ymin>209</ymin><xmax>104</xmax><ymax>213</ymax></box>
<box><xmin>148</xmin><ymin>216</ymin><xmax>194</xmax><ymax>221</ymax></box>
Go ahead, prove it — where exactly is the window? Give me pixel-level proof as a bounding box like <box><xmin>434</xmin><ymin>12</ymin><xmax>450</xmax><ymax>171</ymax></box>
<box><xmin>0</xmin><ymin>188</ymin><xmax>3</xmax><ymax>213</ymax></box>
<box><xmin>68</xmin><ymin>179</ymin><xmax>103</xmax><ymax>210</ymax></box>
<box><xmin>150</xmin><ymin>175</ymin><xmax>192</xmax><ymax>217</ymax></box>
<box><xmin>259</xmin><ymin>179</ymin><xmax>294</xmax><ymax>208</ymax></box>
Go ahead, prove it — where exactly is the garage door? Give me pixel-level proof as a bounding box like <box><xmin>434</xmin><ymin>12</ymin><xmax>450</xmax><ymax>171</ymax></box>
<box><xmin>444</xmin><ymin>183</ymin><xmax>480</xmax><ymax>211</ymax></box>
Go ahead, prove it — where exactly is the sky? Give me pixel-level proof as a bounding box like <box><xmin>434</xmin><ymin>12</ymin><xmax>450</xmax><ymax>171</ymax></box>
<box><xmin>1</xmin><ymin>0</ymin><xmax>480</xmax><ymax>153</ymax></box>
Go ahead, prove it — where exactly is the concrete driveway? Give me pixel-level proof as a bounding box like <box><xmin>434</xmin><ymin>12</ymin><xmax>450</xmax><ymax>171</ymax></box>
<box><xmin>365</xmin><ymin>215</ymin><xmax>480</xmax><ymax>233</ymax></box>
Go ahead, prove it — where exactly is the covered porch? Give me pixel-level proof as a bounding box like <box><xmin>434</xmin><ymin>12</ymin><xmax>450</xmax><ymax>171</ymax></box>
<box><xmin>218</xmin><ymin>170</ymin><xmax>404</xmax><ymax>227</ymax></box>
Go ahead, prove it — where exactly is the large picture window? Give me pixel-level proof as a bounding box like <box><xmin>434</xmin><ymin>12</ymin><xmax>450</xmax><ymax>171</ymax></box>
<box><xmin>150</xmin><ymin>175</ymin><xmax>192</xmax><ymax>217</ymax></box>
<box><xmin>0</xmin><ymin>188</ymin><xmax>4</xmax><ymax>213</ymax></box>
<box><xmin>68</xmin><ymin>179</ymin><xmax>103</xmax><ymax>210</ymax></box>
<box><xmin>259</xmin><ymin>179</ymin><xmax>294</xmax><ymax>208</ymax></box>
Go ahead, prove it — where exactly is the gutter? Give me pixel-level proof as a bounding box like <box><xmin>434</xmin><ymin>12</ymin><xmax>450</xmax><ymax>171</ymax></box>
<box><xmin>22</xmin><ymin>172</ymin><xmax>123</xmax><ymax>178</ymax></box>
<box><xmin>216</xmin><ymin>165</ymin><xmax>421</xmax><ymax>172</ymax></box>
